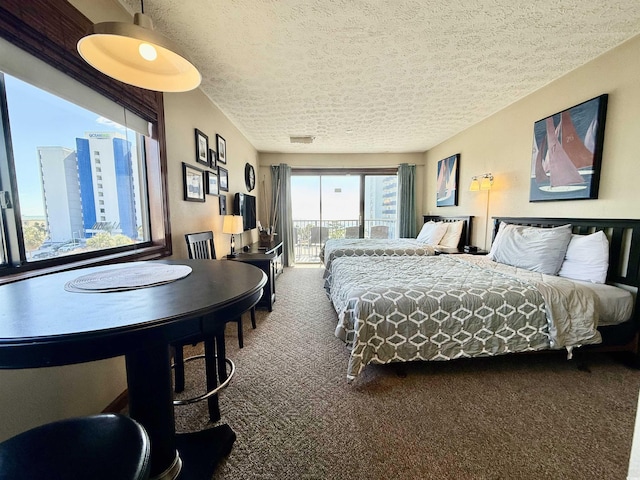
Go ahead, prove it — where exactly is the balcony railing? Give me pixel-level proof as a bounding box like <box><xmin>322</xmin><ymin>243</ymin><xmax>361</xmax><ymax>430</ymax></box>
<box><xmin>293</xmin><ymin>219</ymin><xmax>397</xmax><ymax>263</ymax></box>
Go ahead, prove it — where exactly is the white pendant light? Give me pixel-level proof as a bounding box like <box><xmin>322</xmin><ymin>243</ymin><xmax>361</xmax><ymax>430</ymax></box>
<box><xmin>77</xmin><ymin>6</ymin><xmax>201</xmax><ymax>92</ymax></box>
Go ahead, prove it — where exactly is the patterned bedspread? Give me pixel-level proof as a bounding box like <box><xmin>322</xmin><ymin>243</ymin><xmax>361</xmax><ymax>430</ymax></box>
<box><xmin>321</xmin><ymin>238</ymin><xmax>435</xmax><ymax>291</ymax></box>
<box><xmin>329</xmin><ymin>255</ymin><xmax>602</xmax><ymax>380</ymax></box>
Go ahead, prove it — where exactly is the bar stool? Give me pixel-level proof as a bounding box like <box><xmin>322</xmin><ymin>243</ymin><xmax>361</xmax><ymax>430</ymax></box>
<box><xmin>172</xmin><ymin>231</ymin><xmax>244</xmax><ymax>422</ymax></box>
<box><xmin>0</xmin><ymin>414</ymin><xmax>150</xmax><ymax>480</ymax></box>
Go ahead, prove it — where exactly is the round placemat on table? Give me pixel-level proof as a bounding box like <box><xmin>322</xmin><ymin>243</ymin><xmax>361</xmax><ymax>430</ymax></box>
<box><xmin>65</xmin><ymin>264</ymin><xmax>192</xmax><ymax>293</ymax></box>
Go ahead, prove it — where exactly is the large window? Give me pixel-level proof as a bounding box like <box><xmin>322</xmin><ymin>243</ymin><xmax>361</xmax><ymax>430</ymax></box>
<box><xmin>0</xmin><ymin>20</ymin><xmax>170</xmax><ymax>280</ymax></box>
<box><xmin>1</xmin><ymin>73</ymin><xmax>150</xmax><ymax>264</ymax></box>
<box><xmin>291</xmin><ymin>169</ymin><xmax>398</xmax><ymax>263</ymax></box>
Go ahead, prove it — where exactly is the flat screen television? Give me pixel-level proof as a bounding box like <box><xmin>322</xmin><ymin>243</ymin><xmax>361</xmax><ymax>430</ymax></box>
<box><xmin>234</xmin><ymin>193</ymin><xmax>257</xmax><ymax>231</ymax></box>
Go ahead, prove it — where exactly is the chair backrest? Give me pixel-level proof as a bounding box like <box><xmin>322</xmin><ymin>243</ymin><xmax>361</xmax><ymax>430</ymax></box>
<box><xmin>310</xmin><ymin>226</ymin><xmax>329</xmax><ymax>244</ymax></box>
<box><xmin>370</xmin><ymin>225</ymin><xmax>389</xmax><ymax>239</ymax></box>
<box><xmin>185</xmin><ymin>231</ymin><xmax>216</xmax><ymax>259</ymax></box>
<box><xmin>344</xmin><ymin>226</ymin><xmax>360</xmax><ymax>238</ymax></box>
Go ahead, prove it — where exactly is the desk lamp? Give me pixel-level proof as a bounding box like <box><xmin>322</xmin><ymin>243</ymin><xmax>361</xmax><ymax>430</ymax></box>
<box><xmin>223</xmin><ymin>215</ymin><xmax>244</xmax><ymax>258</ymax></box>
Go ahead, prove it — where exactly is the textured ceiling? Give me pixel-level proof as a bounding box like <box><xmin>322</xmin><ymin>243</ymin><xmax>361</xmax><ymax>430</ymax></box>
<box><xmin>119</xmin><ymin>0</ymin><xmax>640</xmax><ymax>154</ymax></box>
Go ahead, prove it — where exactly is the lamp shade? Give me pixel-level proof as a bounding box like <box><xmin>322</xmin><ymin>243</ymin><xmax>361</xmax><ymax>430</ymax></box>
<box><xmin>469</xmin><ymin>178</ymin><xmax>480</xmax><ymax>191</ymax></box>
<box><xmin>223</xmin><ymin>215</ymin><xmax>244</xmax><ymax>235</ymax></box>
<box><xmin>480</xmin><ymin>175</ymin><xmax>493</xmax><ymax>190</ymax></box>
<box><xmin>77</xmin><ymin>13</ymin><xmax>201</xmax><ymax>92</ymax></box>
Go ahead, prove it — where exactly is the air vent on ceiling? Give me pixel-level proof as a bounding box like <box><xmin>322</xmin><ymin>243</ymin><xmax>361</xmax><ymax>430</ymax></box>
<box><xmin>290</xmin><ymin>135</ymin><xmax>315</xmax><ymax>144</ymax></box>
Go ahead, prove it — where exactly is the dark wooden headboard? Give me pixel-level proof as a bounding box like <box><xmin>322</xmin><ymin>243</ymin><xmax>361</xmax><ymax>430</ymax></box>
<box><xmin>423</xmin><ymin>215</ymin><xmax>473</xmax><ymax>251</ymax></box>
<box><xmin>492</xmin><ymin>217</ymin><xmax>640</xmax><ymax>351</ymax></box>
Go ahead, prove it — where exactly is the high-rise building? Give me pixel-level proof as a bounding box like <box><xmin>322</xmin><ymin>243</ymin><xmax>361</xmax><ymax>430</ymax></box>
<box><xmin>75</xmin><ymin>132</ymin><xmax>138</xmax><ymax>239</ymax></box>
<box><xmin>38</xmin><ymin>132</ymin><xmax>140</xmax><ymax>244</ymax></box>
<box><xmin>38</xmin><ymin>146</ymin><xmax>83</xmax><ymax>243</ymax></box>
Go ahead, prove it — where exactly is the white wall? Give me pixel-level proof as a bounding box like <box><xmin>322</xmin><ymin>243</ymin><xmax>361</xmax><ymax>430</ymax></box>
<box><xmin>424</xmin><ymin>34</ymin><xmax>640</xmax><ymax>248</ymax></box>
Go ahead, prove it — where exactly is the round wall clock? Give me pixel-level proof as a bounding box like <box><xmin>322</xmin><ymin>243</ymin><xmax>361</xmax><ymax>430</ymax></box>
<box><xmin>244</xmin><ymin>163</ymin><xmax>256</xmax><ymax>192</ymax></box>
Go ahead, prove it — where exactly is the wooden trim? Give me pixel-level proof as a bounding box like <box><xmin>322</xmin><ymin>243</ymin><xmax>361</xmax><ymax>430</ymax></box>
<box><xmin>0</xmin><ymin>0</ymin><xmax>172</xmax><ymax>280</ymax></box>
<box><xmin>102</xmin><ymin>389</ymin><xmax>128</xmax><ymax>414</ymax></box>
<box><xmin>0</xmin><ymin>0</ymin><xmax>160</xmax><ymax>122</ymax></box>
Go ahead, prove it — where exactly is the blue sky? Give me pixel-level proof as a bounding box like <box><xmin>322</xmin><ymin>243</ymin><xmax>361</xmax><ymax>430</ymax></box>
<box><xmin>4</xmin><ymin>74</ymin><xmax>124</xmax><ymax>216</ymax></box>
<box><xmin>291</xmin><ymin>175</ymin><xmax>361</xmax><ymax>221</ymax></box>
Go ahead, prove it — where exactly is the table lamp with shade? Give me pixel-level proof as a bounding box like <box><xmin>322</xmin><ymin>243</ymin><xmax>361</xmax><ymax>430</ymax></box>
<box><xmin>223</xmin><ymin>215</ymin><xmax>244</xmax><ymax>258</ymax></box>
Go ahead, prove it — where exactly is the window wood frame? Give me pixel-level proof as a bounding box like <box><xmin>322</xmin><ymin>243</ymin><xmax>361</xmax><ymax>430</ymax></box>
<box><xmin>0</xmin><ymin>0</ymin><xmax>172</xmax><ymax>284</ymax></box>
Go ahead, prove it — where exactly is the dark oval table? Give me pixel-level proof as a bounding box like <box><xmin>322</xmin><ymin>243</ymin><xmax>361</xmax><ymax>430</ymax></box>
<box><xmin>0</xmin><ymin>259</ymin><xmax>266</xmax><ymax>480</ymax></box>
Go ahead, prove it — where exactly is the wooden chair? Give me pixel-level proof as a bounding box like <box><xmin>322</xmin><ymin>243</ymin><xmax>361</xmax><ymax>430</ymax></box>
<box><xmin>172</xmin><ymin>231</ymin><xmax>255</xmax><ymax>421</ymax></box>
<box><xmin>184</xmin><ymin>231</ymin><xmax>256</xmax><ymax>348</ymax></box>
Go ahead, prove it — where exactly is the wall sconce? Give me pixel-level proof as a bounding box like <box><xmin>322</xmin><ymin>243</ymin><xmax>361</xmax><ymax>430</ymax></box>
<box><xmin>469</xmin><ymin>173</ymin><xmax>494</xmax><ymax>191</ymax></box>
<box><xmin>222</xmin><ymin>215</ymin><xmax>244</xmax><ymax>258</ymax></box>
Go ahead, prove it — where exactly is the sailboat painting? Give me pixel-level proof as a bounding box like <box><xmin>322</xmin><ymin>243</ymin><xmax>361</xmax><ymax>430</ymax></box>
<box><xmin>436</xmin><ymin>154</ymin><xmax>459</xmax><ymax>207</ymax></box>
<box><xmin>530</xmin><ymin>94</ymin><xmax>608</xmax><ymax>202</ymax></box>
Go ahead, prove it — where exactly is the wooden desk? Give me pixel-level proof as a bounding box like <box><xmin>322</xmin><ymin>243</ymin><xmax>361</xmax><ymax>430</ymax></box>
<box><xmin>230</xmin><ymin>252</ymin><xmax>276</xmax><ymax>311</ymax></box>
<box><xmin>245</xmin><ymin>240</ymin><xmax>283</xmax><ymax>277</ymax></box>
<box><xmin>0</xmin><ymin>259</ymin><xmax>266</xmax><ymax>480</ymax></box>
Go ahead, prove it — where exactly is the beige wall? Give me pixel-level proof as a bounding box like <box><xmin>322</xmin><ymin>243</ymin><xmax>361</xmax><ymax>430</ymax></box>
<box><xmin>4</xmin><ymin>1</ymin><xmax>638</xmax><ymax>441</ymax></box>
<box><xmin>425</xmin><ymin>34</ymin><xmax>640</xmax><ymax>249</ymax></box>
<box><xmin>0</xmin><ymin>1</ymin><xmax>261</xmax><ymax>442</ymax></box>
<box><xmin>164</xmin><ymin>90</ymin><xmax>260</xmax><ymax>259</ymax></box>
<box><xmin>258</xmin><ymin>153</ymin><xmax>426</xmax><ymax>228</ymax></box>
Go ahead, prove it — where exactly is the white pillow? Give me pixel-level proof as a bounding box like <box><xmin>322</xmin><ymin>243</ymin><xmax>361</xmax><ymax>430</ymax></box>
<box><xmin>488</xmin><ymin>223</ymin><xmax>573</xmax><ymax>275</ymax></box>
<box><xmin>557</xmin><ymin>231</ymin><xmax>609</xmax><ymax>283</ymax></box>
<box><xmin>487</xmin><ymin>221</ymin><xmax>508</xmax><ymax>260</ymax></box>
<box><xmin>439</xmin><ymin>221</ymin><xmax>464</xmax><ymax>249</ymax></box>
<box><xmin>416</xmin><ymin>221</ymin><xmax>448</xmax><ymax>245</ymax></box>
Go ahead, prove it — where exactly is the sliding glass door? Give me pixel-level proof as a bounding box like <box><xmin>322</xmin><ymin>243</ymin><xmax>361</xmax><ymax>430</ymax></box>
<box><xmin>291</xmin><ymin>170</ymin><xmax>397</xmax><ymax>263</ymax></box>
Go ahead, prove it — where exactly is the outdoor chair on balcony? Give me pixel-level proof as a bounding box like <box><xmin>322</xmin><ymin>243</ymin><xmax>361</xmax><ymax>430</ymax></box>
<box><xmin>309</xmin><ymin>226</ymin><xmax>329</xmax><ymax>245</ymax></box>
<box><xmin>344</xmin><ymin>226</ymin><xmax>360</xmax><ymax>238</ymax></box>
<box><xmin>370</xmin><ymin>225</ymin><xmax>389</xmax><ymax>239</ymax></box>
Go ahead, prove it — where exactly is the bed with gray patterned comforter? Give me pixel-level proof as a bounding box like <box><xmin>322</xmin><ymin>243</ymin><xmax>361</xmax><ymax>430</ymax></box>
<box><xmin>321</xmin><ymin>238</ymin><xmax>436</xmax><ymax>291</ymax></box>
<box><xmin>329</xmin><ymin>254</ymin><xmax>602</xmax><ymax>381</ymax></box>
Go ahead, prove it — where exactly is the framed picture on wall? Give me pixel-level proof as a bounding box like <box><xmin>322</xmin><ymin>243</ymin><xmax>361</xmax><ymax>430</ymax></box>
<box><xmin>183</xmin><ymin>162</ymin><xmax>205</xmax><ymax>202</ymax></box>
<box><xmin>219</xmin><ymin>194</ymin><xmax>227</xmax><ymax>215</ymax></box>
<box><xmin>216</xmin><ymin>134</ymin><xmax>226</xmax><ymax>164</ymax></box>
<box><xmin>529</xmin><ymin>94</ymin><xmax>608</xmax><ymax>202</ymax></box>
<box><xmin>209</xmin><ymin>148</ymin><xmax>217</xmax><ymax>168</ymax></box>
<box><xmin>436</xmin><ymin>154</ymin><xmax>459</xmax><ymax>207</ymax></box>
<box><xmin>206</xmin><ymin>170</ymin><xmax>219</xmax><ymax>196</ymax></box>
<box><xmin>218</xmin><ymin>166</ymin><xmax>229</xmax><ymax>192</ymax></box>
<box><xmin>195</xmin><ymin>129</ymin><xmax>209</xmax><ymax>166</ymax></box>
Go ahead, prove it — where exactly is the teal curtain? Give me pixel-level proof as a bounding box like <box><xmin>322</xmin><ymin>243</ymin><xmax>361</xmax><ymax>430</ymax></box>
<box><xmin>271</xmin><ymin>164</ymin><xmax>294</xmax><ymax>266</ymax></box>
<box><xmin>397</xmin><ymin>163</ymin><xmax>417</xmax><ymax>238</ymax></box>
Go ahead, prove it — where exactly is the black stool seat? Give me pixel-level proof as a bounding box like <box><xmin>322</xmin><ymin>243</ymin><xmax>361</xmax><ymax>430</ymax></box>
<box><xmin>0</xmin><ymin>413</ymin><xmax>150</xmax><ymax>480</ymax></box>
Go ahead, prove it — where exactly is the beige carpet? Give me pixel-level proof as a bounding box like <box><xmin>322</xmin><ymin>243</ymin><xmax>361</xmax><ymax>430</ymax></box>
<box><xmin>174</xmin><ymin>266</ymin><xmax>640</xmax><ymax>480</ymax></box>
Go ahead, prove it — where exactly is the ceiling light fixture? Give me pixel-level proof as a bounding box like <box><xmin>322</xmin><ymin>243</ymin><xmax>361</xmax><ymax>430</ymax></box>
<box><xmin>76</xmin><ymin>0</ymin><xmax>201</xmax><ymax>92</ymax></box>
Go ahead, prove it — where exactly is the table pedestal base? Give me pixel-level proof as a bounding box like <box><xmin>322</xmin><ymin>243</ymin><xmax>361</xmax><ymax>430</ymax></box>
<box><xmin>175</xmin><ymin>424</ymin><xmax>236</xmax><ymax>480</ymax></box>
